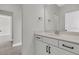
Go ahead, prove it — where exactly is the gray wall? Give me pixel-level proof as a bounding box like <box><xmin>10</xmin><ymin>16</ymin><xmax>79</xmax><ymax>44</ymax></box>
<box><xmin>22</xmin><ymin>4</ymin><xmax>44</xmax><ymax>54</ymax></box>
<box><xmin>0</xmin><ymin>4</ymin><xmax>22</xmax><ymax>45</ymax></box>
<box><xmin>59</xmin><ymin>4</ymin><xmax>79</xmax><ymax>31</ymax></box>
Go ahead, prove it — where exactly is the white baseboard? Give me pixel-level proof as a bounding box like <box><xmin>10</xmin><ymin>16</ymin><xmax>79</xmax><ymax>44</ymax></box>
<box><xmin>13</xmin><ymin>42</ymin><xmax>22</xmax><ymax>47</ymax></box>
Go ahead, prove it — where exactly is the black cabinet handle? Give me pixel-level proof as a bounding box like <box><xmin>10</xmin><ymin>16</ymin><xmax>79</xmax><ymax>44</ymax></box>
<box><xmin>48</xmin><ymin>46</ymin><xmax>51</xmax><ymax>54</ymax></box>
<box><xmin>62</xmin><ymin>44</ymin><xmax>74</xmax><ymax>49</ymax></box>
<box><xmin>36</xmin><ymin>37</ymin><xmax>40</xmax><ymax>39</ymax></box>
<box><xmin>46</xmin><ymin>46</ymin><xmax>48</xmax><ymax>52</ymax></box>
<box><xmin>46</xmin><ymin>46</ymin><xmax>51</xmax><ymax>54</ymax></box>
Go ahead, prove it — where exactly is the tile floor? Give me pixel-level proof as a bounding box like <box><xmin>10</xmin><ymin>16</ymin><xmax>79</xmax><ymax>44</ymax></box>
<box><xmin>0</xmin><ymin>45</ymin><xmax>22</xmax><ymax>55</ymax></box>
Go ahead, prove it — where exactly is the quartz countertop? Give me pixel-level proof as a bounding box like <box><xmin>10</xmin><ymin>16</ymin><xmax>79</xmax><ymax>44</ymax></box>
<box><xmin>35</xmin><ymin>31</ymin><xmax>79</xmax><ymax>44</ymax></box>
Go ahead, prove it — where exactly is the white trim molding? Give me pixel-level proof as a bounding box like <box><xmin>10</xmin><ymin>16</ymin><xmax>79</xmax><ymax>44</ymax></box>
<box><xmin>13</xmin><ymin>42</ymin><xmax>22</xmax><ymax>47</ymax></box>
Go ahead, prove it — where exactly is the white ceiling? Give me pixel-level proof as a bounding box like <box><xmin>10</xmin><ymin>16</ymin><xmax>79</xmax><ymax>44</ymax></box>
<box><xmin>57</xmin><ymin>4</ymin><xmax>64</xmax><ymax>7</ymax></box>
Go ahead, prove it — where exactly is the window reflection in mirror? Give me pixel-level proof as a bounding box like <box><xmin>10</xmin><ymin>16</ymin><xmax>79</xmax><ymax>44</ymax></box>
<box><xmin>44</xmin><ymin>4</ymin><xmax>79</xmax><ymax>32</ymax></box>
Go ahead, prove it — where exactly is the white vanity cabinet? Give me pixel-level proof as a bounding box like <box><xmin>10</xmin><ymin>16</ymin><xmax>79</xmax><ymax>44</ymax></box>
<box><xmin>35</xmin><ymin>35</ymin><xmax>53</xmax><ymax>55</ymax></box>
<box><xmin>34</xmin><ymin>35</ymin><xmax>53</xmax><ymax>55</ymax></box>
<box><xmin>35</xmin><ymin>34</ymin><xmax>77</xmax><ymax>55</ymax></box>
<box><xmin>35</xmin><ymin>40</ymin><xmax>49</xmax><ymax>55</ymax></box>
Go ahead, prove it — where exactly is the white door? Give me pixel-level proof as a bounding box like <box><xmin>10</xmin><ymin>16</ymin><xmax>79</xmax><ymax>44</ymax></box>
<box><xmin>52</xmin><ymin>46</ymin><xmax>75</xmax><ymax>55</ymax></box>
<box><xmin>35</xmin><ymin>40</ymin><xmax>49</xmax><ymax>55</ymax></box>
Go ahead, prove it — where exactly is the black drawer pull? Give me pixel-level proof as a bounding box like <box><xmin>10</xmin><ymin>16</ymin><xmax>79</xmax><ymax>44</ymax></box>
<box><xmin>46</xmin><ymin>46</ymin><xmax>48</xmax><ymax>52</ymax></box>
<box><xmin>62</xmin><ymin>44</ymin><xmax>74</xmax><ymax>49</ymax></box>
<box><xmin>36</xmin><ymin>37</ymin><xmax>40</xmax><ymax>39</ymax></box>
<box><xmin>49</xmin><ymin>46</ymin><xmax>51</xmax><ymax>54</ymax></box>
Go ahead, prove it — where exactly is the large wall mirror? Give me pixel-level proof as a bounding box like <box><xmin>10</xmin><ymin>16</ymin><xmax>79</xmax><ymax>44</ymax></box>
<box><xmin>44</xmin><ymin>4</ymin><xmax>60</xmax><ymax>32</ymax></box>
<box><xmin>44</xmin><ymin>4</ymin><xmax>79</xmax><ymax>32</ymax></box>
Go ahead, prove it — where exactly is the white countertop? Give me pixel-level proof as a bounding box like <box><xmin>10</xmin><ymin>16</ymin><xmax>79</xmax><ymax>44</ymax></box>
<box><xmin>35</xmin><ymin>31</ymin><xmax>79</xmax><ymax>44</ymax></box>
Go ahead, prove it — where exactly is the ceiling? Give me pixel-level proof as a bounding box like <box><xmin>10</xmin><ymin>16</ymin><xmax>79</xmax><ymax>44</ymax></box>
<box><xmin>56</xmin><ymin>4</ymin><xmax>64</xmax><ymax>7</ymax></box>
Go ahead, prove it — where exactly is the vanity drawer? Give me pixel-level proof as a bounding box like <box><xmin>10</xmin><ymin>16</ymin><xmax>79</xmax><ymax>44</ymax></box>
<box><xmin>35</xmin><ymin>35</ymin><xmax>58</xmax><ymax>47</ymax></box>
<box><xmin>59</xmin><ymin>40</ymin><xmax>79</xmax><ymax>54</ymax></box>
<box><xmin>42</xmin><ymin>37</ymin><xmax>58</xmax><ymax>47</ymax></box>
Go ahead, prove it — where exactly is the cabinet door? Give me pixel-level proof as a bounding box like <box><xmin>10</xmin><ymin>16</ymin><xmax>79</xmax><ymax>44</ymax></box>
<box><xmin>35</xmin><ymin>40</ymin><xmax>49</xmax><ymax>55</ymax></box>
<box><xmin>53</xmin><ymin>46</ymin><xmax>75</xmax><ymax>55</ymax></box>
